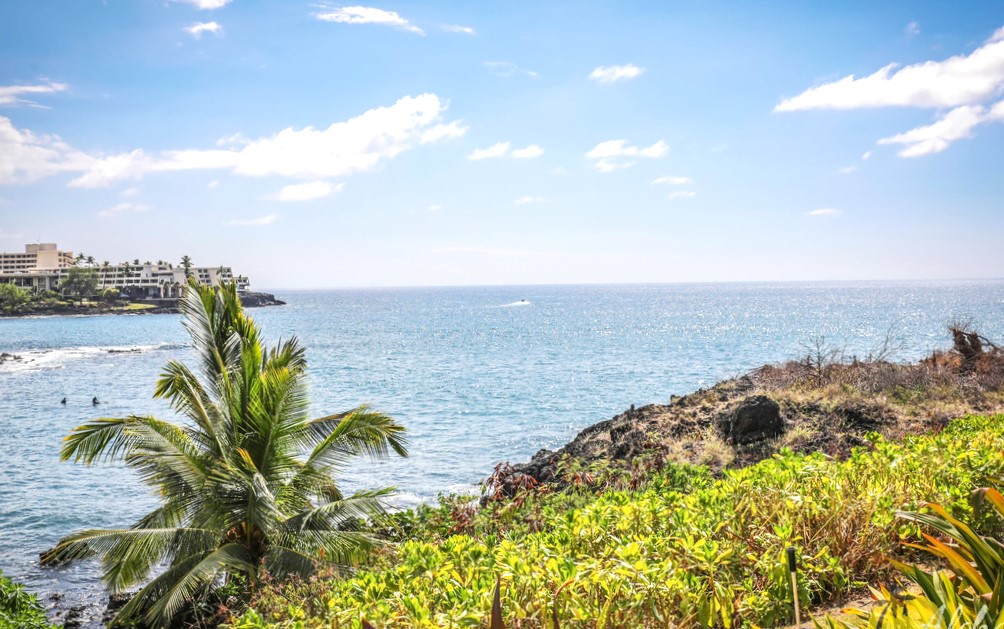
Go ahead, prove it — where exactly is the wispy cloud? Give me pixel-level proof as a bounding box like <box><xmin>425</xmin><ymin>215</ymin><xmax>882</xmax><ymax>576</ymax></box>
<box><xmin>0</xmin><ymin>81</ymin><xmax>68</xmax><ymax>107</ymax></box>
<box><xmin>807</xmin><ymin>208</ymin><xmax>841</xmax><ymax>217</ymax></box>
<box><xmin>878</xmin><ymin>103</ymin><xmax>1001</xmax><ymax>157</ymax></box>
<box><xmin>589</xmin><ymin>64</ymin><xmax>645</xmax><ymax>84</ymax></box>
<box><xmin>313</xmin><ymin>5</ymin><xmax>424</xmax><ymax>35</ymax></box>
<box><xmin>207</xmin><ymin>179</ymin><xmax>220</xmax><ymax>189</ymax></box>
<box><xmin>185</xmin><ymin>21</ymin><xmax>222</xmax><ymax>37</ymax></box>
<box><xmin>905</xmin><ymin>21</ymin><xmax>921</xmax><ymax>37</ymax></box>
<box><xmin>175</xmin><ymin>0</ymin><xmax>232</xmax><ymax>9</ymax></box>
<box><xmin>514</xmin><ymin>195</ymin><xmax>545</xmax><ymax>205</ymax></box>
<box><xmin>483</xmin><ymin>61</ymin><xmax>539</xmax><ymax>78</ymax></box>
<box><xmin>667</xmin><ymin>190</ymin><xmax>696</xmax><ymax>200</ymax></box>
<box><xmin>98</xmin><ymin>202</ymin><xmax>149</xmax><ymax>219</ymax></box>
<box><xmin>441</xmin><ymin>24</ymin><xmax>475</xmax><ymax>35</ymax></box>
<box><xmin>228</xmin><ymin>213</ymin><xmax>279</xmax><ymax>226</ymax></box>
<box><xmin>776</xmin><ymin>25</ymin><xmax>1004</xmax><ymax>111</ymax></box>
<box><xmin>651</xmin><ymin>175</ymin><xmax>692</xmax><ymax>185</ymax></box>
<box><xmin>466</xmin><ymin>142</ymin><xmax>543</xmax><ymax>161</ymax></box>
<box><xmin>837</xmin><ymin>165</ymin><xmax>857</xmax><ymax>174</ymax></box>
<box><xmin>586</xmin><ymin>139</ymin><xmax>667</xmax><ymax>172</ymax></box>
<box><xmin>861</xmin><ymin>150</ymin><xmax>873</xmax><ymax>160</ymax></box>
<box><xmin>510</xmin><ymin>144</ymin><xmax>544</xmax><ymax>159</ymax></box>
<box><xmin>0</xmin><ymin>94</ymin><xmax>463</xmax><ymax>187</ymax></box>
<box><xmin>775</xmin><ymin>24</ymin><xmax>1004</xmax><ymax>158</ymax></box>
<box><xmin>467</xmin><ymin>142</ymin><xmax>510</xmax><ymax>161</ymax></box>
<box><xmin>120</xmin><ymin>186</ymin><xmax>141</xmax><ymax>197</ymax></box>
<box><xmin>273</xmin><ymin>180</ymin><xmax>342</xmax><ymax>201</ymax></box>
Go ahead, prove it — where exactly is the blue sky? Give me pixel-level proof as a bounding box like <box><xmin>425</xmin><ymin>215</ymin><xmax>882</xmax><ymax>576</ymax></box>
<box><xmin>1</xmin><ymin>1</ymin><xmax>1003</xmax><ymax>288</ymax></box>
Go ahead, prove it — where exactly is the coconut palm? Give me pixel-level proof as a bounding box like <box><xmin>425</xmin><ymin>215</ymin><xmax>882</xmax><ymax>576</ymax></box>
<box><xmin>46</xmin><ymin>281</ymin><xmax>408</xmax><ymax>627</ymax></box>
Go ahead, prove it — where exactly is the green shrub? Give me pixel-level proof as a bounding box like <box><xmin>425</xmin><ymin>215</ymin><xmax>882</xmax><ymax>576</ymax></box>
<box><xmin>230</xmin><ymin>415</ymin><xmax>1004</xmax><ymax>628</ymax></box>
<box><xmin>0</xmin><ymin>570</ymin><xmax>58</xmax><ymax>629</ymax></box>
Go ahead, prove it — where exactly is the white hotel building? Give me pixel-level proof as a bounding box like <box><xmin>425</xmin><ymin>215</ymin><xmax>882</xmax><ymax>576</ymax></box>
<box><xmin>0</xmin><ymin>243</ymin><xmax>250</xmax><ymax>296</ymax></box>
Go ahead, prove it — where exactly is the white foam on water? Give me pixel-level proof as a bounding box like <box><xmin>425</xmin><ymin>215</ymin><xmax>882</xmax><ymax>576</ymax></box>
<box><xmin>0</xmin><ymin>342</ymin><xmax>185</xmax><ymax>373</ymax></box>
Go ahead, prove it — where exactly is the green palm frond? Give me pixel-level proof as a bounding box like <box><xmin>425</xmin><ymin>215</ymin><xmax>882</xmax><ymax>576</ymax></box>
<box><xmin>52</xmin><ymin>281</ymin><xmax>409</xmax><ymax>626</ymax></box>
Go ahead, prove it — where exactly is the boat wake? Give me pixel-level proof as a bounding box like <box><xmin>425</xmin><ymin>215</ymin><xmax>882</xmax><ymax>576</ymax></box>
<box><xmin>0</xmin><ymin>343</ymin><xmax>185</xmax><ymax>373</ymax></box>
<box><xmin>496</xmin><ymin>299</ymin><xmax>531</xmax><ymax>308</ymax></box>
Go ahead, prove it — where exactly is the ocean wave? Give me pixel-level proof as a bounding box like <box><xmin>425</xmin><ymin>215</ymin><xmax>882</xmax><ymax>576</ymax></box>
<box><xmin>0</xmin><ymin>342</ymin><xmax>185</xmax><ymax>373</ymax></box>
<box><xmin>495</xmin><ymin>299</ymin><xmax>531</xmax><ymax>308</ymax></box>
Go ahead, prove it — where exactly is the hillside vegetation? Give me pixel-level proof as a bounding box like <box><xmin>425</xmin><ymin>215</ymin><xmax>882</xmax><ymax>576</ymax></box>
<box><xmin>229</xmin><ymin>413</ymin><xmax>1004</xmax><ymax>628</ymax></box>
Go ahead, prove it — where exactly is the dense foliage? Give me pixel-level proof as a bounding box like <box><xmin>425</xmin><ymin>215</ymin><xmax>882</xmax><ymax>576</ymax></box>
<box><xmin>46</xmin><ymin>282</ymin><xmax>408</xmax><ymax>627</ymax></box>
<box><xmin>0</xmin><ymin>570</ymin><xmax>57</xmax><ymax>629</ymax></box>
<box><xmin>231</xmin><ymin>415</ymin><xmax>1004</xmax><ymax>629</ymax></box>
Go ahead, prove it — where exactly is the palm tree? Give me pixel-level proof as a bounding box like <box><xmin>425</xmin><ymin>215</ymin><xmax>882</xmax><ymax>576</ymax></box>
<box><xmin>180</xmin><ymin>255</ymin><xmax>193</xmax><ymax>280</ymax></box>
<box><xmin>46</xmin><ymin>281</ymin><xmax>408</xmax><ymax>627</ymax></box>
<box><xmin>86</xmin><ymin>255</ymin><xmax>95</xmax><ymax>267</ymax></box>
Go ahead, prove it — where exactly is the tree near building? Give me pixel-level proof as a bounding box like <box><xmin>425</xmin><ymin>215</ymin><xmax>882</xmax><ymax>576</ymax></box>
<box><xmin>0</xmin><ymin>283</ymin><xmax>31</xmax><ymax>313</ymax></box>
<box><xmin>61</xmin><ymin>267</ymin><xmax>100</xmax><ymax>304</ymax></box>
<box><xmin>46</xmin><ymin>281</ymin><xmax>408</xmax><ymax>627</ymax></box>
<box><xmin>180</xmin><ymin>255</ymin><xmax>193</xmax><ymax>279</ymax></box>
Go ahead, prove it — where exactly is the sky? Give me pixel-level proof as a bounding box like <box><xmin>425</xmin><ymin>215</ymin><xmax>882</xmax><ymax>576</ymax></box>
<box><xmin>1</xmin><ymin>1</ymin><xmax>1003</xmax><ymax>289</ymax></box>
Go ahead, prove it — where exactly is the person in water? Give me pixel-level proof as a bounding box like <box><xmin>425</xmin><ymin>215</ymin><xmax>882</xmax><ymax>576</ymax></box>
<box><xmin>92</xmin><ymin>396</ymin><xmax>99</xmax><ymax>405</ymax></box>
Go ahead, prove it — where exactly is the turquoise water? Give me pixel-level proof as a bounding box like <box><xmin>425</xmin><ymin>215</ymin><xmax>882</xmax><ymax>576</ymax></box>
<box><xmin>1</xmin><ymin>281</ymin><xmax>1003</xmax><ymax>622</ymax></box>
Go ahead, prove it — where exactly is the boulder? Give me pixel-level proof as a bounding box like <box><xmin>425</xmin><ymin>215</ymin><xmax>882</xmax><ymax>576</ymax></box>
<box><xmin>716</xmin><ymin>395</ymin><xmax>783</xmax><ymax>444</ymax></box>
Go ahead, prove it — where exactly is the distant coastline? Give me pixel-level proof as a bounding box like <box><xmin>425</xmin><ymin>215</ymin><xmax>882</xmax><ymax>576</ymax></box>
<box><xmin>0</xmin><ymin>291</ymin><xmax>285</xmax><ymax>319</ymax></box>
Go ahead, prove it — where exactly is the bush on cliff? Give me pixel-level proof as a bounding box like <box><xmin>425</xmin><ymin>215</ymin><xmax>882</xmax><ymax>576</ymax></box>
<box><xmin>230</xmin><ymin>415</ymin><xmax>1004</xmax><ymax>628</ymax></box>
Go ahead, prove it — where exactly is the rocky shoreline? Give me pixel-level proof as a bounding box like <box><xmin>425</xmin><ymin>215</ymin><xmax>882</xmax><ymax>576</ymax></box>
<box><xmin>0</xmin><ymin>291</ymin><xmax>285</xmax><ymax>318</ymax></box>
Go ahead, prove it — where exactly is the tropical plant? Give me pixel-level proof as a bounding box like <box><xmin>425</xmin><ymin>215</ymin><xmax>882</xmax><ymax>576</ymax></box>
<box><xmin>818</xmin><ymin>483</ymin><xmax>1004</xmax><ymax>629</ymax></box>
<box><xmin>0</xmin><ymin>570</ymin><xmax>57</xmax><ymax>629</ymax></box>
<box><xmin>181</xmin><ymin>254</ymin><xmax>194</xmax><ymax>279</ymax></box>
<box><xmin>61</xmin><ymin>266</ymin><xmax>100</xmax><ymax>303</ymax></box>
<box><xmin>45</xmin><ymin>281</ymin><xmax>409</xmax><ymax>627</ymax></box>
<box><xmin>0</xmin><ymin>283</ymin><xmax>30</xmax><ymax>313</ymax></box>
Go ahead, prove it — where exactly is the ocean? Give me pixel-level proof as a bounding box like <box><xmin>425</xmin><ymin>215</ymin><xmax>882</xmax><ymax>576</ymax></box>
<box><xmin>1</xmin><ymin>280</ymin><xmax>1003</xmax><ymax>625</ymax></box>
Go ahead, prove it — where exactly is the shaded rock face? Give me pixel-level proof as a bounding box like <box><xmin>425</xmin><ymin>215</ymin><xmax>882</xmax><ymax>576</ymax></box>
<box><xmin>716</xmin><ymin>395</ymin><xmax>783</xmax><ymax>444</ymax></box>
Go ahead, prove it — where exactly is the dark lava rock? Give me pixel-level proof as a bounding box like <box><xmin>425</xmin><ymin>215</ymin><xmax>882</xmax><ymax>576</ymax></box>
<box><xmin>715</xmin><ymin>395</ymin><xmax>784</xmax><ymax>444</ymax></box>
<box><xmin>103</xmin><ymin>592</ymin><xmax>134</xmax><ymax>622</ymax></box>
<box><xmin>240</xmin><ymin>291</ymin><xmax>286</xmax><ymax>307</ymax></box>
<box><xmin>63</xmin><ymin>604</ymin><xmax>87</xmax><ymax>629</ymax></box>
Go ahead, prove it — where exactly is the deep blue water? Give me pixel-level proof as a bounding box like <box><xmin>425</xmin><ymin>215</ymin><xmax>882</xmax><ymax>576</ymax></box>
<box><xmin>1</xmin><ymin>281</ymin><xmax>1003</xmax><ymax>623</ymax></box>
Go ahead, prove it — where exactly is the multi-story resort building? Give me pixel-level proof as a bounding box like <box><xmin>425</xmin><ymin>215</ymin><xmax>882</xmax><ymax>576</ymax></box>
<box><xmin>0</xmin><ymin>243</ymin><xmax>250</xmax><ymax>297</ymax></box>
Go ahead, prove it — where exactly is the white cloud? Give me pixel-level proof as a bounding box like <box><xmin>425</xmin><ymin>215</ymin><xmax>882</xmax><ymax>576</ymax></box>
<box><xmin>313</xmin><ymin>5</ymin><xmax>424</xmax><ymax>35</ymax></box>
<box><xmin>0</xmin><ymin>116</ymin><xmax>95</xmax><ymax>184</ymax></box>
<box><xmin>274</xmin><ymin>180</ymin><xmax>342</xmax><ymax>202</ymax></box>
<box><xmin>207</xmin><ymin>179</ymin><xmax>220</xmax><ymax>189</ymax></box>
<box><xmin>586</xmin><ymin>139</ymin><xmax>667</xmax><ymax>172</ymax></box>
<box><xmin>426</xmin><ymin>204</ymin><xmax>443</xmax><ymax>212</ymax></box>
<box><xmin>467</xmin><ymin>141</ymin><xmax>510</xmax><ymax>160</ymax></box>
<box><xmin>176</xmin><ymin>0</ymin><xmax>231</xmax><ymax>8</ymax></box>
<box><xmin>2</xmin><ymin>93</ymin><xmax>460</xmax><ymax>188</ymax></box>
<box><xmin>550</xmin><ymin>166</ymin><xmax>567</xmax><ymax>175</ymax></box>
<box><xmin>837</xmin><ymin>165</ymin><xmax>858</xmax><ymax>174</ymax></box>
<box><xmin>228</xmin><ymin>214</ymin><xmax>278</xmax><ymax>226</ymax></box>
<box><xmin>442</xmin><ymin>24</ymin><xmax>475</xmax><ymax>35</ymax></box>
<box><xmin>514</xmin><ymin>195</ymin><xmax>545</xmax><ymax>205</ymax></box>
<box><xmin>808</xmin><ymin>208</ymin><xmax>841</xmax><ymax>217</ymax></box>
<box><xmin>861</xmin><ymin>150</ymin><xmax>873</xmax><ymax>160</ymax></box>
<box><xmin>185</xmin><ymin>21</ymin><xmax>222</xmax><ymax>37</ymax></box>
<box><xmin>905</xmin><ymin>21</ymin><xmax>921</xmax><ymax>37</ymax></box>
<box><xmin>877</xmin><ymin>104</ymin><xmax>991</xmax><ymax>157</ymax></box>
<box><xmin>120</xmin><ymin>186</ymin><xmax>141</xmax><ymax>197</ymax></box>
<box><xmin>651</xmin><ymin>175</ymin><xmax>692</xmax><ymax>185</ymax></box>
<box><xmin>0</xmin><ymin>228</ymin><xmax>26</xmax><ymax>239</ymax></box>
<box><xmin>419</xmin><ymin>120</ymin><xmax>467</xmax><ymax>143</ymax></box>
<box><xmin>667</xmin><ymin>190</ymin><xmax>696</xmax><ymax>200</ymax></box>
<box><xmin>511</xmin><ymin>144</ymin><xmax>544</xmax><ymax>159</ymax></box>
<box><xmin>216</xmin><ymin>132</ymin><xmax>250</xmax><ymax>147</ymax></box>
<box><xmin>483</xmin><ymin>61</ymin><xmax>539</xmax><ymax>78</ymax></box>
<box><xmin>775</xmin><ymin>26</ymin><xmax>1004</xmax><ymax>111</ymax></box>
<box><xmin>589</xmin><ymin>64</ymin><xmax>645</xmax><ymax>85</ymax></box>
<box><xmin>0</xmin><ymin>81</ymin><xmax>68</xmax><ymax>107</ymax></box>
<box><xmin>98</xmin><ymin>202</ymin><xmax>149</xmax><ymax>219</ymax></box>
